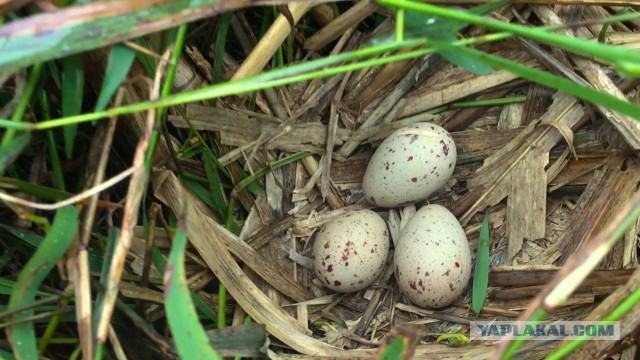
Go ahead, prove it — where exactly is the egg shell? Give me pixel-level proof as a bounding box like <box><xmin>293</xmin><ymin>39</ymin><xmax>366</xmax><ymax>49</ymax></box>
<box><xmin>394</xmin><ymin>204</ymin><xmax>471</xmax><ymax>308</ymax></box>
<box><xmin>362</xmin><ymin>122</ymin><xmax>456</xmax><ymax>208</ymax></box>
<box><xmin>312</xmin><ymin>209</ymin><xmax>389</xmax><ymax>293</ymax></box>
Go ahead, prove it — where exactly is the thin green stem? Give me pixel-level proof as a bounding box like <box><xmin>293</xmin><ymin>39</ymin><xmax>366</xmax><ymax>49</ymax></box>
<box><xmin>452</xmin><ymin>96</ymin><xmax>526</xmax><ymax>108</ymax></box>
<box><xmin>378</xmin><ymin>0</ymin><xmax>640</xmax><ymax>72</ymax></box>
<box><xmin>39</xmin><ymin>91</ymin><xmax>66</xmax><ymax>191</ymax></box>
<box><xmin>546</xmin><ymin>286</ymin><xmax>640</xmax><ymax>360</ymax></box>
<box><xmin>500</xmin><ymin>309</ymin><xmax>547</xmax><ymax>360</ymax></box>
<box><xmin>145</xmin><ymin>24</ymin><xmax>189</xmax><ymax>171</ymax></box>
<box><xmin>217</xmin><ymin>284</ymin><xmax>226</xmax><ymax>329</ymax></box>
<box><xmin>545</xmin><ymin>199</ymin><xmax>640</xmax><ymax>360</ymax></box>
<box><xmin>0</xmin><ymin>40</ymin><xmax>420</xmax><ymax>130</ymax></box>
<box><xmin>2</xmin><ymin>63</ymin><xmax>44</xmax><ymax>146</ymax></box>
<box><xmin>6</xmin><ymin>34</ymin><xmax>514</xmax><ymax>131</ymax></box>
<box><xmin>396</xmin><ymin>8</ymin><xmax>405</xmax><ymax>42</ymax></box>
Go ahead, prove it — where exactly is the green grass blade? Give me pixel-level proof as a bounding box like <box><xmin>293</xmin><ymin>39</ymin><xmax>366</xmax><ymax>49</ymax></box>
<box><xmin>548</xmin><ymin>285</ymin><xmax>640</xmax><ymax>360</ymax></box>
<box><xmin>402</xmin><ymin>0</ymin><xmax>508</xmax><ymax>74</ymax></box>
<box><xmin>438</xmin><ymin>41</ymin><xmax>494</xmax><ymax>75</ymax></box>
<box><xmin>0</xmin><ymin>132</ymin><xmax>31</xmax><ymax>176</ymax></box>
<box><xmin>61</xmin><ymin>54</ymin><xmax>84</xmax><ymax>158</ymax></box>
<box><xmin>402</xmin><ymin>0</ymin><xmax>507</xmax><ymax>40</ymax></box>
<box><xmin>93</xmin><ymin>226</ymin><xmax>119</xmax><ymax>334</ymax></box>
<box><xmin>378</xmin><ymin>336</ymin><xmax>406</xmax><ymax>360</ymax></box>
<box><xmin>145</xmin><ymin>24</ymin><xmax>187</xmax><ymax>174</ymax></box>
<box><xmin>202</xmin><ymin>151</ymin><xmax>228</xmax><ymax>219</ymax></box>
<box><xmin>0</xmin><ymin>349</ymin><xmax>16</xmax><ymax>360</ymax></box>
<box><xmin>380</xmin><ymin>0</ymin><xmax>640</xmax><ymax>75</ymax></box>
<box><xmin>0</xmin><ymin>177</ymin><xmax>78</xmax><ymax>202</ymax></box>
<box><xmin>430</xmin><ymin>40</ymin><xmax>640</xmax><ymax>121</ymax></box>
<box><xmin>7</xmin><ymin>205</ymin><xmax>78</xmax><ymax>360</ymax></box>
<box><xmin>231</xmin><ymin>151</ymin><xmax>310</xmax><ymax>197</ymax></box>
<box><xmin>95</xmin><ymin>44</ymin><xmax>136</xmax><ymax>112</ymax></box>
<box><xmin>1</xmin><ymin>40</ymin><xmax>424</xmax><ymax>130</ymax></box>
<box><xmin>214</xmin><ymin>13</ymin><xmax>233</xmax><ymax>83</ymax></box>
<box><xmin>1</xmin><ymin>63</ymin><xmax>43</xmax><ymax>148</ymax></box>
<box><xmin>39</xmin><ymin>92</ymin><xmax>66</xmax><ymax>191</ymax></box>
<box><xmin>164</xmin><ymin>217</ymin><xmax>221</xmax><ymax>360</ymax></box>
<box><xmin>472</xmin><ymin>210</ymin><xmax>490</xmax><ymax>315</ymax></box>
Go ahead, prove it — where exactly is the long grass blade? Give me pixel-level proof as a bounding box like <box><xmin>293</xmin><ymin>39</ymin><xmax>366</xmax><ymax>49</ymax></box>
<box><xmin>472</xmin><ymin>211</ymin><xmax>490</xmax><ymax>315</ymax></box>
<box><xmin>429</xmin><ymin>40</ymin><xmax>640</xmax><ymax>121</ymax></box>
<box><xmin>61</xmin><ymin>54</ymin><xmax>84</xmax><ymax>158</ymax></box>
<box><xmin>95</xmin><ymin>44</ymin><xmax>136</xmax><ymax>112</ymax></box>
<box><xmin>164</xmin><ymin>213</ymin><xmax>221</xmax><ymax>359</ymax></box>
<box><xmin>380</xmin><ymin>0</ymin><xmax>640</xmax><ymax>76</ymax></box>
<box><xmin>230</xmin><ymin>151</ymin><xmax>310</xmax><ymax>197</ymax></box>
<box><xmin>6</xmin><ymin>206</ymin><xmax>78</xmax><ymax>360</ymax></box>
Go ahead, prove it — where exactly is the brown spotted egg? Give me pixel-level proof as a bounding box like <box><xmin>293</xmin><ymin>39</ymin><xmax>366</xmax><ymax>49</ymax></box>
<box><xmin>312</xmin><ymin>209</ymin><xmax>389</xmax><ymax>293</ymax></box>
<box><xmin>362</xmin><ymin>122</ymin><xmax>456</xmax><ymax>208</ymax></box>
<box><xmin>394</xmin><ymin>204</ymin><xmax>471</xmax><ymax>308</ymax></box>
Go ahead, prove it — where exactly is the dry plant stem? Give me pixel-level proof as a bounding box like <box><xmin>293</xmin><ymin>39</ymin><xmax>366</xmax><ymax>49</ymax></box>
<box><xmin>153</xmin><ymin>171</ymin><xmax>370</xmax><ymax>356</ymax></box>
<box><xmin>300</xmin><ymin>27</ymin><xmax>356</xmax><ymax>102</ymax></box>
<box><xmin>492</xmin><ymin>190</ymin><xmax>640</xmax><ymax>359</ymax></box>
<box><xmin>231</xmin><ymin>1</ymin><xmax>312</xmax><ymax>80</ymax></box>
<box><xmin>534</xmin><ymin>6</ymin><xmax>640</xmax><ymax>151</ymax></box>
<box><xmin>141</xmin><ymin>203</ymin><xmax>161</xmax><ymax>288</ymax></box>
<box><xmin>73</xmin><ymin>105</ymin><xmax>118</xmax><ymax>360</ymax></box>
<box><xmin>96</xmin><ymin>50</ymin><xmax>169</xmax><ymax>345</ymax></box>
<box><xmin>111</xmin><ymin>296</ymin><xmax>170</xmax><ymax>351</ymax></box>
<box><xmin>107</xmin><ymin>325</ymin><xmax>127</xmax><ymax>360</ymax></box>
<box><xmin>321</xmin><ymin>72</ymin><xmax>350</xmax><ymax>200</ymax></box>
<box><xmin>0</xmin><ymin>168</ymin><xmax>134</xmax><ymax>210</ymax></box>
<box><xmin>338</xmin><ymin>55</ymin><xmax>434</xmax><ymax>158</ymax></box>
<box><xmin>0</xmin><ymin>308</ymin><xmax>73</xmax><ymax>329</ymax></box>
<box><xmin>304</xmin><ymin>0</ymin><xmax>379</xmax><ymax>51</ymax></box>
<box><xmin>353</xmin><ymin>251</ymin><xmax>396</xmax><ymax>337</ymax></box>
<box><xmin>0</xmin><ymin>292</ymin><xmax>69</xmax><ymax>320</ymax></box>
<box><xmin>517</xmin><ymin>38</ymin><xmax>591</xmax><ymax>102</ymax></box>
<box><xmin>301</xmin><ymin>156</ymin><xmax>343</xmax><ymax>208</ymax></box>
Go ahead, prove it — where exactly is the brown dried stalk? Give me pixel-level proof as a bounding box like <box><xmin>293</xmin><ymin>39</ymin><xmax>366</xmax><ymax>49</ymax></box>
<box><xmin>95</xmin><ymin>50</ymin><xmax>169</xmax><ymax>346</ymax></box>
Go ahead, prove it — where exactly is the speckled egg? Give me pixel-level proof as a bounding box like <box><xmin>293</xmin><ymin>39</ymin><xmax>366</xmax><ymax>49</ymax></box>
<box><xmin>394</xmin><ymin>204</ymin><xmax>471</xmax><ymax>308</ymax></box>
<box><xmin>312</xmin><ymin>210</ymin><xmax>389</xmax><ymax>293</ymax></box>
<box><xmin>362</xmin><ymin>122</ymin><xmax>456</xmax><ymax>208</ymax></box>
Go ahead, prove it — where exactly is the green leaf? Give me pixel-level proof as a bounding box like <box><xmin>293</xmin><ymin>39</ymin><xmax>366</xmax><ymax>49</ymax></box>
<box><xmin>378</xmin><ymin>336</ymin><xmax>406</xmax><ymax>360</ymax></box>
<box><xmin>7</xmin><ymin>206</ymin><xmax>78</xmax><ymax>360</ymax></box>
<box><xmin>438</xmin><ymin>41</ymin><xmax>494</xmax><ymax>75</ymax></box>
<box><xmin>404</xmin><ymin>0</ymin><xmax>508</xmax><ymax>39</ymax></box>
<box><xmin>472</xmin><ymin>210</ymin><xmax>490</xmax><ymax>315</ymax></box>
<box><xmin>402</xmin><ymin>1</ymin><xmax>507</xmax><ymax>74</ymax></box>
<box><xmin>164</xmin><ymin>219</ymin><xmax>221</xmax><ymax>360</ymax></box>
<box><xmin>61</xmin><ymin>54</ymin><xmax>84</xmax><ymax>158</ymax></box>
<box><xmin>436</xmin><ymin>333</ymin><xmax>469</xmax><ymax>347</ymax></box>
<box><xmin>95</xmin><ymin>44</ymin><xmax>136</xmax><ymax>112</ymax></box>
